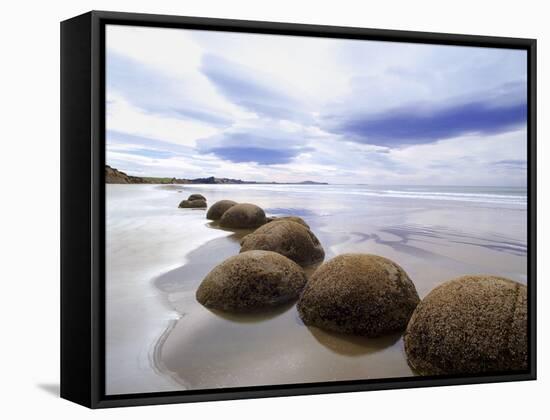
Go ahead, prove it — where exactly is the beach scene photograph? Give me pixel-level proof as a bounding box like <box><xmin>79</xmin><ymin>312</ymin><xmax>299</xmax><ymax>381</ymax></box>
<box><xmin>105</xmin><ymin>24</ymin><xmax>528</xmax><ymax>395</ymax></box>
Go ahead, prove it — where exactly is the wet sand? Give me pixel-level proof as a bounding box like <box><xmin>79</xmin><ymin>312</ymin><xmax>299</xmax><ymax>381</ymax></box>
<box><xmin>155</xmin><ymin>232</ymin><xmax>409</xmax><ymax>389</ymax></box>
<box><xmin>105</xmin><ymin>185</ymin><xmax>231</xmax><ymax>394</ymax></box>
<box><xmin>106</xmin><ymin>184</ymin><xmax>527</xmax><ymax>394</ymax></box>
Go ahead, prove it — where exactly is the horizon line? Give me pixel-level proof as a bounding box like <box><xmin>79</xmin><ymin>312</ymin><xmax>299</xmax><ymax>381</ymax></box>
<box><xmin>107</xmin><ymin>166</ymin><xmax>525</xmax><ymax>189</ymax></box>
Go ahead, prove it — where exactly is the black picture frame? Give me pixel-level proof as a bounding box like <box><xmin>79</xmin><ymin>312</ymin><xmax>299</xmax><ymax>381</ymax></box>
<box><xmin>60</xmin><ymin>10</ymin><xmax>537</xmax><ymax>409</ymax></box>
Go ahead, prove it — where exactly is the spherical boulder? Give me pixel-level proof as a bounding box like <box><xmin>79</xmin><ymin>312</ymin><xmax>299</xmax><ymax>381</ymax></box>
<box><xmin>219</xmin><ymin>203</ymin><xmax>266</xmax><ymax>229</ymax></box>
<box><xmin>178</xmin><ymin>199</ymin><xmax>207</xmax><ymax>208</ymax></box>
<box><xmin>297</xmin><ymin>254</ymin><xmax>420</xmax><ymax>337</ymax></box>
<box><xmin>188</xmin><ymin>193</ymin><xmax>206</xmax><ymax>201</ymax></box>
<box><xmin>196</xmin><ymin>250</ymin><xmax>307</xmax><ymax>312</ymax></box>
<box><xmin>240</xmin><ymin>220</ymin><xmax>324</xmax><ymax>266</ymax></box>
<box><xmin>267</xmin><ymin>216</ymin><xmax>310</xmax><ymax>229</ymax></box>
<box><xmin>404</xmin><ymin>275</ymin><xmax>527</xmax><ymax>375</ymax></box>
<box><xmin>206</xmin><ymin>200</ymin><xmax>238</xmax><ymax>220</ymax></box>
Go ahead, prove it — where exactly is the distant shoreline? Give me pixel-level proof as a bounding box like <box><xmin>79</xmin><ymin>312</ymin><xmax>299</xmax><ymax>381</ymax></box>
<box><xmin>105</xmin><ymin>165</ymin><xmax>328</xmax><ymax>185</ymax></box>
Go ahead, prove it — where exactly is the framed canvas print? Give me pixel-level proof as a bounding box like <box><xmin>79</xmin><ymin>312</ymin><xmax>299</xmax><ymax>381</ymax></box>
<box><xmin>60</xmin><ymin>11</ymin><xmax>536</xmax><ymax>408</ymax></box>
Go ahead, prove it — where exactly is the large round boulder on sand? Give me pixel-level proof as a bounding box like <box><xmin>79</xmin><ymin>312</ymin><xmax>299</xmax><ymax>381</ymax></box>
<box><xmin>219</xmin><ymin>203</ymin><xmax>266</xmax><ymax>228</ymax></box>
<box><xmin>188</xmin><ymin>193</ymin><xmax>206</xmax><ymax>201</ymax></box>
<box><xmin>404</xmin><ymin>275</ymin><xmax>527</xmax><ymax>375</ymax></box>
<box><xmin>196</xmin><ymin>250</ymin><xmax>307</xmax><ymax>312</ymax></box>
<box><xmin>178</xmin><ymin>199</ymin><xmax>207</xmax><ymax>208</ymax></box>
<box><xmin>240</xmin><ymin>220</ymin><xmax>324</xmax><ymax>266</ymax></box>
<box><xmin>267</xmin><ymin>216</ymin><xmax>310</xmax><ymax>229</ymax></box>
<box><xmin>297</xmin><ymin>254</ymin><xmax>420</xmax><ymax>336</ymax></box>
<box><xmin>206</xmin><ymin>200</ymin><xmax>238</xmax><ymax>220</ymax></box>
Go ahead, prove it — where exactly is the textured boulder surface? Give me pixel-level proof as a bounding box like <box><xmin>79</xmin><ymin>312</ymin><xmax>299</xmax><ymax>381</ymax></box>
<box><xmin>188</xmin><ymin>193</ymin><xmax>206</xmax><ymax>201</ymax></box>
<box><xmin>219</xmin><ymin>203</ymin><xmax>266</xmax><ymax>228</ymax></box>
<box><xmin>266</xmin><ymin>216</ymin><xmax>310</xmax><ymax>229</ymax></box>
<box><xmin>196</xmin><ymin>250</ymin><xmax>307</xmax><ymax>312</ymax></box>
<box><xmin>206</xmin><ymin>200</ymin><xmax>238</xmax><ymax>220</ymax></box>
<box><xmin>297</xmin><ymin>254</ymin><xmax>420</xmax><ymax>337</ymax></box>
<box><xmin>240</xmin><ymin>220</ymin><xmax>324</xmax><ymax>266</ymax></box>
<box><xmin>178</xmin><ymin>199</ymin><xmax>207</xmax><ymax>208</ymax></box>
<box><xmin>404</xmin><ymin>275</ymin><xmax>528</xmax><ymax>375</ymax></box>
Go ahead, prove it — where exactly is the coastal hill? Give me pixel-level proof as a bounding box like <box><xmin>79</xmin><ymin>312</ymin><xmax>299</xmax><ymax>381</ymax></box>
<box><xmin>105</xmin><ymin>165</ymin><xmax>328</xmax><ymax>185</ymax></box>
<box><xmin>105</xmin><ymin>165</ymin><xmax>147</xmax><ymax>184</ymax></box>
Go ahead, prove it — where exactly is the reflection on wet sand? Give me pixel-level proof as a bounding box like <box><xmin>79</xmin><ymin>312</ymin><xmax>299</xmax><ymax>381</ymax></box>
<box><xmin>308</xmin><ymin>327</ymin><xmax>402</xmax><ymax>357</ymax></box>
<box><xmin>352</xmin><ymin>224</ymin><xmax>527</xmax><ymax>257</ymax></box>
<box><xmin>154</xmin><ymin>220</ymin><xmax>414</xmax><ymax>390</ymax></box>
<box><xmin>207</xmin><ymin>301</ymin><xmax>296</xmax><ymax>323</ymax></box>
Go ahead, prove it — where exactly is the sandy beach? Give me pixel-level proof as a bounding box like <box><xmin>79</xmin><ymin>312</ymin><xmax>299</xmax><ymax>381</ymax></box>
<box><xmin>106</xmin><ymin>183</ymin><xmax>527</xmax><ymax>395</ymax></box>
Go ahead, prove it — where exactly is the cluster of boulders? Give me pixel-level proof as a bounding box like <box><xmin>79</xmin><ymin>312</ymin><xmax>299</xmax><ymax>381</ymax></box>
<box><xmin>180</xmin><ymin>194</ymin><xmax>528</xmax><ymax>375</ymax></box>
<box><xmin>194</xmin><ymin>199</ymin><xmax>326</xmax><ymax>313</ymax></box>
<box><xmin>178</xmin><ymin>193</ymin><xmax>207</xmax><ymax>208</ymax></box>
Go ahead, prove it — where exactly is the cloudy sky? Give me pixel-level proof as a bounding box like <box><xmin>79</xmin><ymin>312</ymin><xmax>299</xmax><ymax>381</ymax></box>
<box><xmin>106</xmin><ymin>25</ymin><xmax>527</xmax><ymax>185</ymax></box>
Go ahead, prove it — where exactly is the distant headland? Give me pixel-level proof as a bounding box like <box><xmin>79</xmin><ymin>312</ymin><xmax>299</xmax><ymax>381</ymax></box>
<box><xmin>105</xmin><ymin>165</ymin><xmax>328</xmax><ymax>185</ymax></box>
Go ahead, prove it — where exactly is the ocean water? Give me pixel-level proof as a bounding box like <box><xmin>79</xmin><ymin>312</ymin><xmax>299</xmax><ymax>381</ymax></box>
<box><xmin>106</xmin><ymin>183</ymin><xmax>528</xmax><ymax>394</ymax></box>
<box><xmin>174</xmin><ymin>183</ymin><xmax>528</xmax><ymax>287</ymax></box>
<box><xmin>186</xmin><ymin>184</ymin><xmax>527</xmax><ymax>206</ymax></box>
<box><xmin>341</xmin><ymin>185</ymin><xmax>526</xmax><ymax>205</ymax></box>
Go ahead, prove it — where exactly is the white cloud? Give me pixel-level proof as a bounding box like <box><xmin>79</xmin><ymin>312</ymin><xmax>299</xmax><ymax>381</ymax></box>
<box><xmin>106</xmin><ymin>94</ymin><xmax>219</xmax><ymax>147</ymax></box>
<box><xmin>106</xmin><ymin>25</ymin><xmax>253</xmax><ymax>131</ymax></box>
<box><xmin>107</xmin><ymin>25</ymin><xmax>203</xmax><ymax>78</ymax></box>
